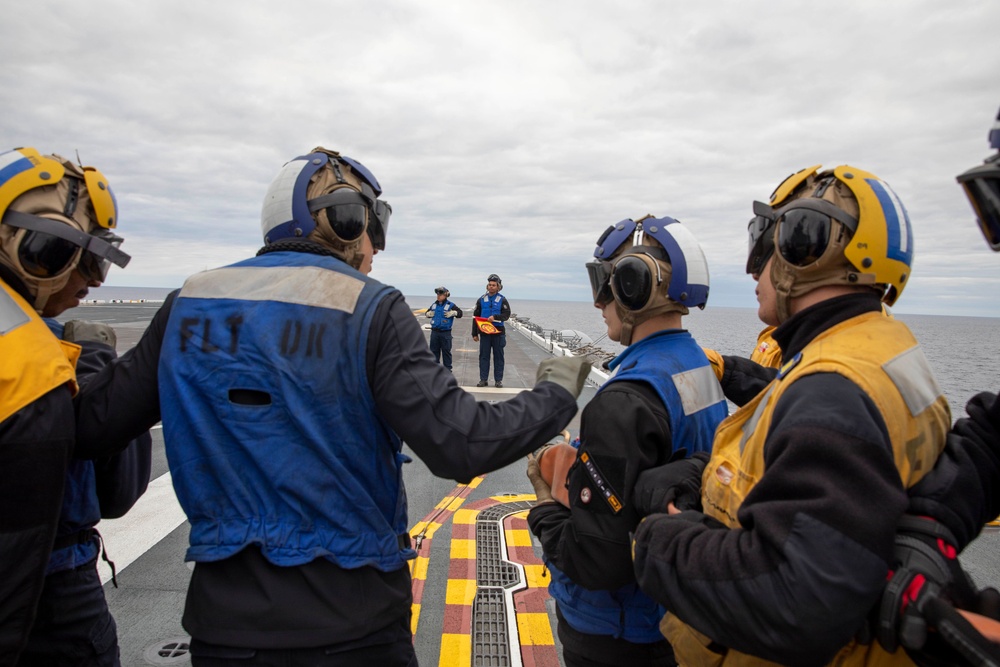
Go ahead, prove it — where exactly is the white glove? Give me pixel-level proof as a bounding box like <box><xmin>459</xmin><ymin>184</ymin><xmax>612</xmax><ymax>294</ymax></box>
<box><xmin>535</xmin><ymin>357</ymin><xmax>592</xmax><ymax>399</ymax></box>
<box><xmin>424</xmin><ymin>310</ymin><xmax>434</xmax><ymax>318</ymax></box>
<box><xmin>444</xmin><ymin>310</ymin><xmax>458</xmax><ymax>318</ymax></box>
<box><xmin>63</xmin><ymin>320</ymin><xmax>117</xmax><ymax>348</ymax></box>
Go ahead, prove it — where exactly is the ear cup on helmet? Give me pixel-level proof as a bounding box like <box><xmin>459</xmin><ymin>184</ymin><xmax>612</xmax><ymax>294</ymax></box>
<box><xmin>611</xmin><ymin>255</ymin><xmax>655</xmax><ymax>311</ymax></box>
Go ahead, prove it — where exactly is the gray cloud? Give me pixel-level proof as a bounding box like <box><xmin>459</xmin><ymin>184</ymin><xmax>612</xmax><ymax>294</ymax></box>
<box><xmin>2</xmin><ymin>0</ymin><xmax>998</xmax><ymax>314</ymax></box>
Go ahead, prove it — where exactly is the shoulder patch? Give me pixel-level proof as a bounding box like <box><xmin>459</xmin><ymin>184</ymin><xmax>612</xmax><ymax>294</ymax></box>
<box><xmin>776</xmin><ymin>352</ymin><xmax>802</xmax><ymax>380</ymax></box>
<box><xmin>579</xmin><ymin>451</ymin><xmax>623</xmax><ymax>513</ymax></box>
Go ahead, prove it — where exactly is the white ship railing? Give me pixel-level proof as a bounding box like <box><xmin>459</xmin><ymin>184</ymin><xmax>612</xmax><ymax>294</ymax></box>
<box><xmin>508</xmin><ymin>318</ymin><xmax>609</xmax><ymax>388</ymax></box>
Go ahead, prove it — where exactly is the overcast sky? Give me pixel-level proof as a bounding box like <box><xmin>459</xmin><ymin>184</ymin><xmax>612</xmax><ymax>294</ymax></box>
<box><xmin>3</xmin><ymin>1</ymin><xmax>998</xmax><ymax>316</ymax></box>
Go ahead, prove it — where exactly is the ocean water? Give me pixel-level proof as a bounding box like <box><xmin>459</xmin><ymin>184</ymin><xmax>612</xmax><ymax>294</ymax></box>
<box><xmin>481</xmin><ymin>297</ymin><xmax>1000</xmax><ymax>421</ymax></box>
<box><xmin>86</xmin><ymin>288</ymin><xmax>999</xmax><ymax>419</ymax></box>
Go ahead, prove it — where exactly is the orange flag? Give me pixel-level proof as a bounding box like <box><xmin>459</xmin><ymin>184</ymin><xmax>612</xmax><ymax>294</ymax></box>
<box><xmin>474</xmin><ymin>317</ymin><xmax>500</xmax><ymax>334</ymax></box>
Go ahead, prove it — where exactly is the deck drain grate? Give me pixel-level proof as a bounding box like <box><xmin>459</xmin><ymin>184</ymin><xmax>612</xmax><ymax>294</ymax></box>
<box><xmin>144</xmin><ymin>636</ymin><xmax>191</xmax><ymax>665</ymax></box>
<box><xmin>477</xmin><ymin>522</ymin><xmax>520</xmax><ymax>588</ymax></box>
<box><xmin>471</xmin><ymin>500</ymin><xmax>535</xmax><ymax>667</ymax></box>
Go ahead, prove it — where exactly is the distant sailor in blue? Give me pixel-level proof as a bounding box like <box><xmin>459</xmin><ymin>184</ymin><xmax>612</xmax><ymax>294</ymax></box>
<box><xmin>472</xmin><ymin>273</ymin><xmax>510</xmax><ymax>387</ymax></box>
<box><xmin>424</xmin><ymin>286</ymin><xmax>462</xmax><ymax>371</ymax></box>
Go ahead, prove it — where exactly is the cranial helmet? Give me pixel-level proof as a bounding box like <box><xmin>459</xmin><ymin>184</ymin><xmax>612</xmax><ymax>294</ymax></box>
<box><xmin>0</xmin><ymin>147</ymin><xmax>131</xmax><ymax>312</ymax></box>
<box><xmin>586</xmin><ymin>214</ymin><xmax>710</xmax><ymax>346</ymax></box>
<box><xmin>956</xmin><ymin>106</ymin><xmax>1000</xmax><ymax>251</ymax></box>
<box><xmin>487</xmin><ymin>273</ymin><xmax>502</xmax><ymax>289</ymax></box>
<box><xmin>260</xmin><ymin>147</ymin><xmax>391</xmax><ymax>270</ymax></box>
<box><xmin>758</xmin><ymin>164</ymin><xmax>914</xmax><ymax>323</ymax></box>
<box><xmin>434</xmin><ymin>285</ymin><xmax>450</xmax><ymax>297</ymax></box>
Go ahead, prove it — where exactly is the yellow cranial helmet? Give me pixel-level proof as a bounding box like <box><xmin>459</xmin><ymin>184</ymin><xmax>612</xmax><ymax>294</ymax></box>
<box><xmin>0</xmin><ymin>147</ymin><xmax>129</xmax><ymax>312</ymax></box>
<box><xmin>763</xmin><ymin>164</ymin><xmax>913</xmax><ymax>322</ymax></box>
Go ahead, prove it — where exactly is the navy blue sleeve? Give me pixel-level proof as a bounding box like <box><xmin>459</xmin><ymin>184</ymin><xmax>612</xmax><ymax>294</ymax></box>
<box><xmin>498</xmin><ymin>297</ymin><xmax>511</xmax><ymax>322</ymax></box>
<box><xmin>74</xmin><ymin>291</ymin><xmax>175</xmax><ymax>458</ymax></box>
<box><xmin>719</xmin><ymin>355</ymin><xmax>778</xmax><ymax>407</ymax></box>
<box><xmin>0</xmin><ymin>388</ymin><xmax>73</xmax><ymax>664</ymax></box>
<box><xmin>367</xmin><ymin>292</ymin><xmax>578</xmax><ymax>482</ymax></box>
<box><xmin>528</xmin><ymin>382</ymin><xmax>672</xmax><ymax>590</ymax></box>
<box><xmin>71</xmin><ymin>338</ymin><xmax>154</xmax><ymax>517</ymax></box>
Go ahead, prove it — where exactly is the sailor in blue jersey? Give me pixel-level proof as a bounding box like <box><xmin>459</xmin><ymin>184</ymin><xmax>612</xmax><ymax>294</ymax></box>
<box><xmin>73</xmin><ymin>147</ymin><xmax>593</xmax><ymax>667</ymax></box>
<box><xmin>424</xmin><ymin>286</ymin><xmax>462</xmax><ymax>370</ymax></box>
<box><xmin>0</xmin><ymin>148</ymin><xmax>135</xmax><ymax>666</ymax></box>
<box><xmin>526</xmin><ymin>215</ymin><xmax>727</xmax><ymax>667</ymax></box>
<box><xmin>472</xmin><ymin>273</ymin><xmax>509</xmax><ymax>387</ymax></box>
<box><xmin>30</xmin><ymin>279</ymin><xmax>152</xmax><ymax>667</ymax></box>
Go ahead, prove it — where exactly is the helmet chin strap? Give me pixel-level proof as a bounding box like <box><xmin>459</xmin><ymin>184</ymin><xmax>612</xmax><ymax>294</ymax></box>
<box><xmin>771</xmin><ymin>259</ymin><xmax>796</xmax><ymax>324</ymax></box>
<box><xmin>615</xmin><ymin>300</ymin><xmax>687</xmax><ymax>346</ymax></box>
<box><xmin>618</xmin><ymin>307</ymin><xmax>637</xmax><ymax>347</ymax></box>
<box><xmin>29</xmin><ymin>272</ymin><xmax>71</xmax><ymax>314</ymax></box>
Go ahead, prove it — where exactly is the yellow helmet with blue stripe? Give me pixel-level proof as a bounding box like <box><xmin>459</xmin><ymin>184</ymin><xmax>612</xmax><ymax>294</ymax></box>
<box><xmin>761</xmin><ymin>164</ymin><xmax>914</xmax><ymax>322</ymax></box>
<box><xmin>835</xmin><ymin>165</ymin><xmax>913</xmax><ymax>305</ymax></box>
<box><xmin>0</xmin><ymin>147</ymin><xmax>128</xmax><ymax>312</ymax></box>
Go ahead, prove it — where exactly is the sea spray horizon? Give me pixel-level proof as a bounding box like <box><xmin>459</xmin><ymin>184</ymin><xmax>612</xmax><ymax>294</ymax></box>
<box><xmin>449</xmin><ymin>295</ymin><xmax>1000</xmax><ymax>421</ymax></box>
<box><xmin>86</xmin><ymin>287</ymin><xmax>999</xmax><ymax>419</ymax></box>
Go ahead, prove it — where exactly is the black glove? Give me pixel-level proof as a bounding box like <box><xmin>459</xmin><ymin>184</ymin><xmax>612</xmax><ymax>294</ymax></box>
<box><xmin>877</xmin><ymin>515</ymin><xmax>979</xmax><ymax>654</ymax></box>
<box><xmin>632</xmin><ymin>449</ymin><xmax>709</xmax><ymax>517</ymax></box>
<box><xmin>909</xmin><ymin>391</ymin><xmax>1000</xmax><ymax>550</ymax></box>
<box><xmin>956</xmin><ymin>392</ymin><xmax>1000</xmax><ymax>484</ymax></box>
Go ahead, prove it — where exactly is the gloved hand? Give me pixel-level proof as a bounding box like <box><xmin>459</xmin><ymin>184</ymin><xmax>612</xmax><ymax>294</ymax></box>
<box><xmin>535</xmin><ymin>356</ymin><xmax>591</xmax><ymax>399</ymax></box>
<box><xmin>526</xmin><ymin>446</ymin><xmax>555</xmax><ymax>505</ymax></box>
<box><xmin>877</xmin><ymin>515</ymin><xmax>979</xmax><ymax>655</ymax></box>
<box><xmin>956</xmin><ymin>392</ymin><xmax>1000</xmax><ymax>468</ymax></box>
<box><xmin>63</xmin><ymin>320</ymin><xmax>117</xmax><ymax>348</ymax></box>
<box><xmin>444</xmin><ymin>310</ymin><xmax>458</xmax><ymax>318</ymax></box>
<box><xmin>424</xmin><ymin>310</ymin><xmax>434</xmax><ymax>318</ymax></box>
<box><xmin>632</xmin><ymin>449</ymin><xmax>710</xmax><ymax>516</ymax></box>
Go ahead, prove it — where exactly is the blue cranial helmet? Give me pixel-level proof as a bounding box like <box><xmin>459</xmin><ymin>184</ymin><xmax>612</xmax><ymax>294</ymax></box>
<box><xmin>260</xmin><ymin>148</ymin><xmax>390</xmax><ymax>255</ymax></box>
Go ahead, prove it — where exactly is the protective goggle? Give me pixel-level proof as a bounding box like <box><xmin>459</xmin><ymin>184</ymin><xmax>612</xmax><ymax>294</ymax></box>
<box><xmin>746</xmin><ymin>201</ymin><xmax>776</xmax><ymax>275</ymax></box>
<box><xmin>307</xmin><ymin>186</ymin><xmax>391</xmax><ymax>251</ymax></box>
<box><xmin>956</xmin><ymin>154</ymin><xmax>1000</xmax><ymax>251</ymax></box>
<box><xmin>585</xmin><ymin>259</ymin><xmax>614</xmax><ymax>305</ymax></box>
<box><xmin>772</xmin><ymin>198</ymin><xmax>858</xmax><ymax>268</ymax></box>
<box><xmin>79</xmin><ymin>229</ymin><xmax>127</xmax><ymax>282</ymax></box>
<box><xmin>589</xmin><ymin>216</ymin><xmax>710</xmax><ymax>309</ymax></box>
<box><xmin>586</xmin><ymin>246</ymin><xmax>668</xmax><ymax>309</ymax></box>
<box><xmin>4</xmin><ymin>209</ymin><xmax>130</xmax><ymax>280</ymax></box>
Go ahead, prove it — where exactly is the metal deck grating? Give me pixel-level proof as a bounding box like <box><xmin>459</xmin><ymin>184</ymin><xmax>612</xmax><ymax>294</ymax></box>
<box><xmin>471</xmin><ymin>500</ymin><xmax>535</xmax><ymax>666</ymax></box>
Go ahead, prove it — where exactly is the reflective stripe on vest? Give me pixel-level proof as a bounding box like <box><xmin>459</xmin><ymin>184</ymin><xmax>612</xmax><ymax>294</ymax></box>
<box><xmin>160</xmin><ymin>251</ymin><xmax>412</xmax><ymax>571</ymax></box>
<box><xmin>479</xmin><ymin>293</ymin><xmax>504</xmax><ymax>328</ymax></box>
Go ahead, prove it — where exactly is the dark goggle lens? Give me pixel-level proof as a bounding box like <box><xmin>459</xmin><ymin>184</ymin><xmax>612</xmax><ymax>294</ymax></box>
<box><xmin>367</xmin><ymin>200</ymin><xmax>390</xmax><ymax>250</ymax></box>
<box><xmin>78</xmin><ymin>231</ymin><xmax>125</xmax><ymax>282</ymax></box>
<box><xmin>586</xmin><ymin>261</ymin><xmax>613</xmax><ymax>305</ymax></box>
<box><xmin>78</xmin><ymin>251</ymin><xmax>111</xmax><ymax>282</ymax></box>
<box><xmin>776</xmin><ymin>208</ymin><xmax>831</xmax><ymax>267</ymax></box>
<box><xmin>323</xmin><ymin>203</ymin><xmax>367</xmax><ymax>243</ymax></box>
<box><xmin>746</xmin><ymin>215</ymin><xmax>776</xmax><ymax>275</ymax></box>
<box><xmin>18</xmin><ymin>230</ymin><xmax>79</xmax><ymax>278</ymax></box>
<box><xmin>960</xmin><ymin>177</ymin><xmax>1000</xmax><ymax>250</ymax></box>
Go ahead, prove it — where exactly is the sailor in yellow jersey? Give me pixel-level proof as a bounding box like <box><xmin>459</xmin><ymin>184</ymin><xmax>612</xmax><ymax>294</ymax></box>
<box><xmin>0</xmin><ymin>147</ymin><xmax>131</xmax><ymax>664</ymax></box>
<box><xmin>632</xmin><ymin>164</ymin><xmax>951</xmax><ymax>666</ymax></box>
